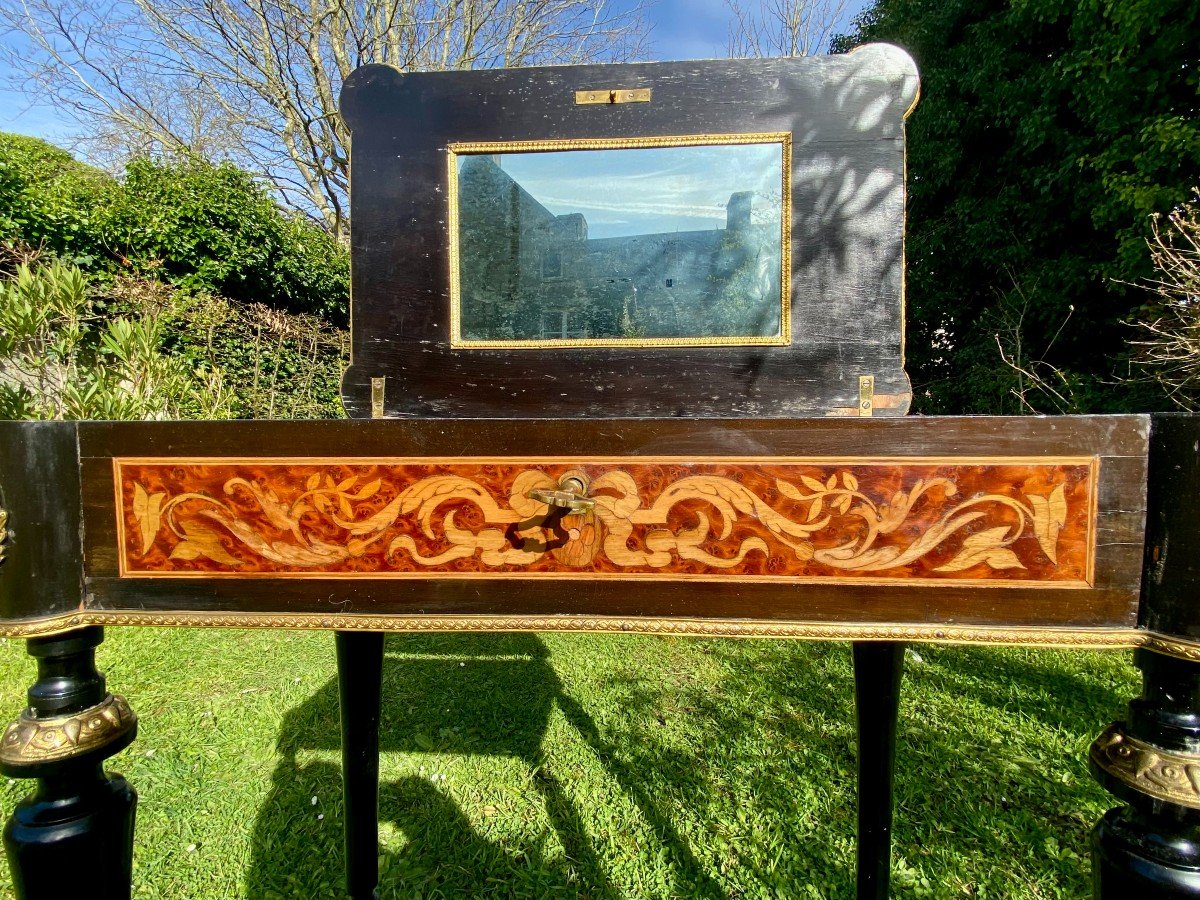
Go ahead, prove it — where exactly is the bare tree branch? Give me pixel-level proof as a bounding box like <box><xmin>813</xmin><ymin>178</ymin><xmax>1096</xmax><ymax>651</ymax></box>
<box><xmin>0</xmin><ymin>0</ymin><xmax>649</xmax><ymax>240</ymax></box>
<box><xmin>1126</xmin><ymin>194</ymin><xmax>1200</xmax><ymax>409</ymax></box>
<box><xmin>725</xmin><ymin>0</ymin><xmax>849</xmax><ymax>59</ymax></box>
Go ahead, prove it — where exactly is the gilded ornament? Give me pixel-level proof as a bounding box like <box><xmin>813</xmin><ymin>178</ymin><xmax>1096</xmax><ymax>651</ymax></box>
<box><xmin>0</xmin><ymin>608</ymin><xmax>1150</xmax><ymax>651</ymax></box>
<box><xmin>0</xmin><ymin>694</ymin><xmax>136</xmax><ymax>766</ymax></box>
<box><xmin>1143</xmin><ymin>635</ymin><xmax>1200</xmax><ymax>663</ymax></box>
<box><xmin>0</xmin><ymin>505</ymin><xmax>9</xmax><ymax>565</ymax></box>
<box><xmin>1090</xmin><ymin>723</ymin><xmax>1200</xmax><ymax>809</ymax></box>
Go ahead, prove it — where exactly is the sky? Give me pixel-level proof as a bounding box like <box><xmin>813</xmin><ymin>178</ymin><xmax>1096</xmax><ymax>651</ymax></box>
<box><xmin>0</xmin><ymin>0</ymin><xmax>868</xmax><ymax>146</ymax></box>
<box><xmin>495</xmin><ymin>143</ymin><xmax>784</xmax><ymax>239</ymax></box>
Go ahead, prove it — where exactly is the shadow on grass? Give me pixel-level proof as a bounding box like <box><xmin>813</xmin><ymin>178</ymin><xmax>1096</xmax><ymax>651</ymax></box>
<box><xmin>919</xmin><ymin>645</ymin><xmax>1128</xmax><ymax>733</ymax></box>
<box><xmin>244</xmin><ymin>634</ymin><xmax>1126</xmax><ymax>898</ymax></box>
<box><xmin>244</xmin><ymin>633</ymin><xmax>724</xmax><ymax>899</ymax></box>
<box><xmin>604</xmin><ymin>638</ymin><xmax>1124</xmax><ymax>895</ymax></box>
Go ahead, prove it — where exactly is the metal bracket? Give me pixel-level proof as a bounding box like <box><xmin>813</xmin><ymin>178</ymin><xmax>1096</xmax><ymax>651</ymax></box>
<box><xmin>370</xmin><ymin>377</ymin><xmax>386</xmax><ymax>419</ymax></box>
<box><xmin>575</xmin><ymin>88</ymin><xmax>651</xmax><ymax>105</ymax></box>
<box><xmin>858</xmin><ymin>376</ymin><xmax>875</xmax><ymax>417</ymax></box>
<box><xmin>1091</xmin><ymin>722</ymin><xmax>1200</xmax><ymax>809</ymax></box>
<box><xmin>0</xmin><ymin>694</ymin><xmax>136</xmax><ymax>769</ymax></box>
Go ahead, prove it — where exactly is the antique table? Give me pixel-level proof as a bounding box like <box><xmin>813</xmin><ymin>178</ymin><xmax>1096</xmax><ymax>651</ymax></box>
<box><xmin>2</xmin><ymin>46</ymin><xmax>1199</xmax><ymax>898</ymax></box>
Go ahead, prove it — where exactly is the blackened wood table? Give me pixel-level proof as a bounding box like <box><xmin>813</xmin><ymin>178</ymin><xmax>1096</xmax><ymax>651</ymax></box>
<box><xmin>2</xmin><ymin>414</ymin><xmax>1200</xmax><ymax>898</ymax></box>
<box><xmin>4</xmin><ymin>47</ymin><xmax>1200</xmax><ymax>899</ymax></box>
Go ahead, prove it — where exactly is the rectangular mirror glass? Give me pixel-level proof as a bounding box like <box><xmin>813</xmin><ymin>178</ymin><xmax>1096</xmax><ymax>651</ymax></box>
<box><xmin>449</xmin><ymin>135</ymin><xmax>791</xmax><ymax>348</ymax></box>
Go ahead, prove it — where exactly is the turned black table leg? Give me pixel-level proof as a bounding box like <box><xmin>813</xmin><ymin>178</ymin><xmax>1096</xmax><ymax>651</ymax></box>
<box><xmin>853</xmin><ymin>641</ymin><xmax>905</xmax><ymax>900</ymax></box>
<box><xmin>0</xmin><ymin>626</ymin><xmax>137</xmax><ymax>900</ymax></box>
<box><xmin>1091</xmin><ymin>648</ymin><xmax>1200</xmax><ymax>897</ymax></box>
<box><xmin>336</xmin><ymin>631</ymin><xmax>385</xmax><ymax>900</ymax></box>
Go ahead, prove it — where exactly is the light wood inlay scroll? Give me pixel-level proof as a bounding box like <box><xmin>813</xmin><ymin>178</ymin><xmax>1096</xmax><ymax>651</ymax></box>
<box><xmin>114</xmin><ymin>457</ymin><xmax>1097</xmax><ymax>585</ymax></box>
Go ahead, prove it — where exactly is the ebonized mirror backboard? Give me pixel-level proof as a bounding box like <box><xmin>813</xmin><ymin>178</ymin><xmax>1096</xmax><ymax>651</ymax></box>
<box><xmin>339</xmin><ymin>45</ymin><xmax>919</xmax><ymax>418</ymax></box>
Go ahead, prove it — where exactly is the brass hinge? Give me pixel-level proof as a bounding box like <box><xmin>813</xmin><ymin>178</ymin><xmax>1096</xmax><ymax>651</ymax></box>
<box><xmin>370</xmin><ymin>377</ymin><xmax>386</xmax><ymax>419</ymax></box>
<box><xmin>575</xmin><ymin>88</ymin><xmax>651</xmax><ymax>105</ymax></box>
<box><xmin>858</xmin><ymin>375</ymin><xmax>875</xmax><ymax>417</ymax></box>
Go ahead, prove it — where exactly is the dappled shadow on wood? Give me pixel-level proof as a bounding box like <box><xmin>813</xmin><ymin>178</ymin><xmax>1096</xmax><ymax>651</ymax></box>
<box><xmin>340</xmin><ymin>50</ymin><xmax>917</xmax><ymax>419</ymax></box>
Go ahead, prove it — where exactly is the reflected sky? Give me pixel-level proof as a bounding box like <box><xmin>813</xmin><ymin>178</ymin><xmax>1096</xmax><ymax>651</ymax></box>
<box><xmin>498</xmin><ymin>142</ymin><xmax>784</xmax><ymax>239</ymax></box>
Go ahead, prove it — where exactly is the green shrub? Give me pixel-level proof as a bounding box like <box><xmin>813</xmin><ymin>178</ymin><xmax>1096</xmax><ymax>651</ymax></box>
<box><xmin>0</xmin><ymin>260</ymin><xmax>230</xmax><ymax>419</ymax></box>
<box><xmin>104</xmin><ymin>276</ymin><xmax>348</xmax><ymax>419</ymax></box>
<box><xmin>0</xmin><ymin>135</ymin><xmax>349</xmax><ymax>324</ymax></box>
<box><xmin>103</xmin><ymin>158</ymin><xmax>349</xmax><ymax>323</ymax></box>
<box><xmin>0</xmin><ymin>133</ymin><xmax>116</xmax><ymax>268</ymax></box>
<box><xmin>0</xmin><ymin>260</ymin><xmax>347</xmax><ymax>421</ymax></box>
<box><xmin>180</xmin><ymin>298</ymin><xmax>347</xmax><ymax>420</ymax></box>
<box><xmin>835</xmin><ymin>0</ymin><xmax>1200</xmax><ymax>413</ymax></box>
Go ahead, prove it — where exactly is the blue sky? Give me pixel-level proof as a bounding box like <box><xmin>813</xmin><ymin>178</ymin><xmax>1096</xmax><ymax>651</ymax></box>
<box><xmin>496</xmin><ymin>142</ymin><xmax>784</xmax><ymax>239</ymax></box>
<box><xmin>0</xmin><ymin>0</ymin><xmax>867</xmax><ymax>146</ymax></box>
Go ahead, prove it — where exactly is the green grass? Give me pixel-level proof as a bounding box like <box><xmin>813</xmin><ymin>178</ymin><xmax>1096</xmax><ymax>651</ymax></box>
<box><xmin>0</xmin><ymin>630</ymin><xmax>1137</xmax><ymax>898</ymax></box>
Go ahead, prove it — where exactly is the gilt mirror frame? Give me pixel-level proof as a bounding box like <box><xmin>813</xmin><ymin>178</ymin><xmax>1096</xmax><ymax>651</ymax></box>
<box><xmin>339</xmin><ymin>45</ymin><xmax>919</xmax><ymax>419</ymax></box>
<box><xmin>446</xmin><ymin>132</ymin><xmax>794</xmax><ymax>350</ymax></box>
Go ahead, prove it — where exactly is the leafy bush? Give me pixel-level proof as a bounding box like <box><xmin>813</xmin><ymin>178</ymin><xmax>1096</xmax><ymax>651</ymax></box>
<box><xmin>0</xmin><ymin>260</ymin><xmax>229</xmax><ymax>419</ymax></box>
<box><xmin>104</xmin><ymin>275</ymin><xmax>348</xmax><ymax>419</ymax></box>
<box><xmin>172</xmin><ymin>296</ymin><xmax>347</xmax><ymax>420</ymax></box>
<box><xmin>0</xmin><ymin>133</ymin><xmax>115</xmax><ymax>268</ymax></box>
<box><xmin>0</xmin><ymin>260</ymin><xmax>347</xmax><ymax>421</ymax></box>
<box><xmin>0</xmin><ymin>134</ymin><xmax>349</xmax><ymax>324</ymax></box>
<box><xmin>104</xmin><ymin>158</ymin><xmax>349</xmax><ymax>323</ymax></box>
<box><xmin>835</xmin><ymin>0</ymin><xmax>1200</xmax><ymax>413</ymax></box>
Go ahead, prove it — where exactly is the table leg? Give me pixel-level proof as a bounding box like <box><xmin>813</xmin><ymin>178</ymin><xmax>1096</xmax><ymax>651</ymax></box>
<box><xmin>853</xmin><ymin>641</ymin><xmax>904</xmax><ymax>900</ymax></box>
<box><xmin>336</xmin><ymin>631</ymin><xmax>385</xmax><ymax>900</ymax></box>
<box><xmin>0</xmin><ymin>626</ymin><xmax>138</xmax><ymax>900</ymax></box>
<box><xmin>1091</xmin><ymin>648</ymin><xmax>1200</xmax><ymax>897</ymax></box>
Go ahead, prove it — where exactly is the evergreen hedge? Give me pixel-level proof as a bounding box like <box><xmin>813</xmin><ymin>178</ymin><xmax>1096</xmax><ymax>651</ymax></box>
<box><xmin>0</xmin><ymin>133</ymin><xmax>349</xmax><ymax>325</ymax></box>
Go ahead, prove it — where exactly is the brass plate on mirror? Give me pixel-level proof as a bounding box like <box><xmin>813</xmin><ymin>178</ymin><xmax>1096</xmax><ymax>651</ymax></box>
<box><xmin>447</xmin><ymin>133</ymin><xmax>792</xmax><ymax>349</ymax></box>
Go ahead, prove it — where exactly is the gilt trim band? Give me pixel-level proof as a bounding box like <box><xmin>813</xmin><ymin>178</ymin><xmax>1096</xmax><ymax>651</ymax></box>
<box><xmin>0</xmin><ymin>611</ymin><xmax>1154</xmax><ymax>646</ymax></box>
<box><xmin>0</xmin><ymin>694</ymin><xmax>136</xmax><ymax>767</ymax></box>
<box><xmin>1090</xmin><ymin>723</ymin><xmax>1200</xmax><ymax>810</ymax></box>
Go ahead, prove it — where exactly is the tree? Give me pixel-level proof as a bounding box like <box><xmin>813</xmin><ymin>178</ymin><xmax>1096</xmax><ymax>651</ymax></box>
<box><xmin>1128</xmin><ymin>194</ymin><xmax>1200</xmax><ymax>408</ymax></box>
<box><xmin>1</xmin><ymin>133</ymin><xmax>350</xmax><ymax>321</ymax></box>
<box><xmin>726</xmin><ymin>0</ymin><xmax>852</xmax><ymax>58</ymax></box>
<box><xmin>0</xmin><ymin>0</ymin><xmax>648</xmax><ymax>240</ymax></box>
<box><xmin>833</xmin><ymin>0</ymin><xmax>1200</xmax><ymax>414</ymax></box>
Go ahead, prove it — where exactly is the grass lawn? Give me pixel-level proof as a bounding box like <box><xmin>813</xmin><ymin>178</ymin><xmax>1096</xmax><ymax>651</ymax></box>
<box><xmin>0</xmin><ymin>629</ymin><xmax>1137</xmax><ymax>899</ymax></box>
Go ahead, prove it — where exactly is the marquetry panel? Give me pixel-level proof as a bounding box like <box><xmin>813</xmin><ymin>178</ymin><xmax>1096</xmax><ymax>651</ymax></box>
<box><xmin>114</xmin><ymin>457</ymin><xmax>1096</xmax><ymax>585</ymax></box>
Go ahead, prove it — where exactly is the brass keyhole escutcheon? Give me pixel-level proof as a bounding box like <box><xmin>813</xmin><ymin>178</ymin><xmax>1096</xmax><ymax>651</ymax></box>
<box><xmin>527</xmin><ymin>470</ymin><xmax>595</xmax><ymax>514</ymax></box>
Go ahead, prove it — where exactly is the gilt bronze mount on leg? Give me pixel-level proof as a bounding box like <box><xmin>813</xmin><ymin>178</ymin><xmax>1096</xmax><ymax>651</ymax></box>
<box><xmin>1091</xmin><ymin>415</ymin><xmax>1200</xmax><ymax>897</ymax></box>
<box><xmin>1091</xmin><ymin>649</ymin><xmax>1200</xmax><ymax>897</ymax></box>
<box><xmin>0</xmin><ymin>627</ymin><xmax>138</xmax><ymax>900</ymax></box>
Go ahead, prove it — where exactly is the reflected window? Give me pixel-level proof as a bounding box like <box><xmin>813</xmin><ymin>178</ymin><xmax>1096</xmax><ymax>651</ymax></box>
<box><xmin>541</xmin><ymin>249</ymin><xmax>562</xmax><ymax>280</ymax></box>
<box><xmin>540</xmin><ymin>309</ymin><xmax>585</xmax><ymax>340</ymax></box>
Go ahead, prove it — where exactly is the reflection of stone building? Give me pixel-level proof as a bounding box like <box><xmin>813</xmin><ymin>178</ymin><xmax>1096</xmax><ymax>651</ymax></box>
<box><xmin>457</xmin><ymin>155</ymin><xmax>781</xmax><ymax>341</ymax></box>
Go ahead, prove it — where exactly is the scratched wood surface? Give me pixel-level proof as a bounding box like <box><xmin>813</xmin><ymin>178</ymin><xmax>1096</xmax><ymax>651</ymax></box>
<box><xmin>114</xmin><ymin>458</ymin><xmax>1095</xmax><ymax>585</ymax></box>
<box><xmin>337</xmin><ymin>46</ymin><xmax>919</xmax><ymax>419</ymax></box>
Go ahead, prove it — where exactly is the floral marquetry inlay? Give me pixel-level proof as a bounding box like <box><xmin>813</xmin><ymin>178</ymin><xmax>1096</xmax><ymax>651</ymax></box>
<box><xmin>114</xmin><ymin>458</ymin><xmax>1096</xmax><ymax>584</ymax></box>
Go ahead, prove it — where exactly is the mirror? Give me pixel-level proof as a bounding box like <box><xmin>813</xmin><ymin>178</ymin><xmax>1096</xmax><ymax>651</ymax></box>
<box><xmin>449</xmin><ymin>136</ymin><xmax>790</xmax><ymax>348</ymax></box>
